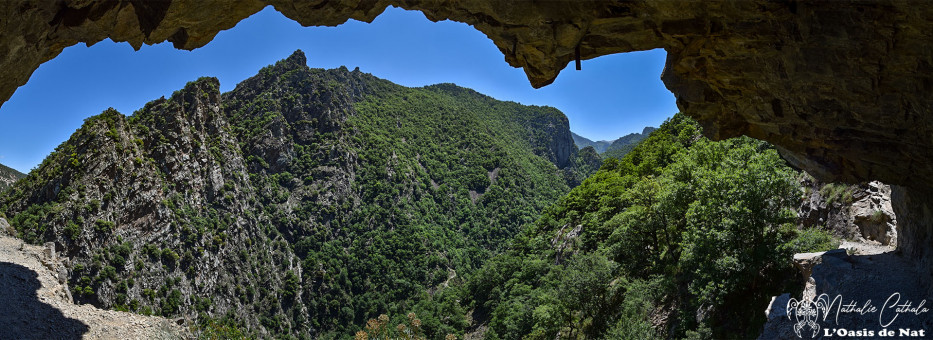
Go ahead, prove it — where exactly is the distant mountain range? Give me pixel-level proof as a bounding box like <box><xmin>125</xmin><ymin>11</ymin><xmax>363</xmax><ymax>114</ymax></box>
<box><xmin>571</xmin><ymin>132</ymin><xmax>614</xmax><ymax>153</ymax></box>
<box><xmin>572</xmin><ymin>126</ymin><xmax>657</xmax><ymax>159</ymax></box>
<box><xmin>0</xmin><ymin>163</ymin><xmax>25</xmax><ymax>192</ymax></box>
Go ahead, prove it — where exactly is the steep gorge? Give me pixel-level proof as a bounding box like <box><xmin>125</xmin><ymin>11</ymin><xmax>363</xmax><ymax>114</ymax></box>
<box><xmin>0</xmin><ymin>50</ymin><xmax>593</xmax><ymax>338</ymax></box>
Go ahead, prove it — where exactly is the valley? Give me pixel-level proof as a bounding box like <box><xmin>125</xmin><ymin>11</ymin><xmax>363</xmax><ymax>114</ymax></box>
<box><xmin>2</xmin><ymin>2</ymin><xmax>933</xmax><ymax>339</ymax></box>
<box><xmin>0</xmin><ymin>50</ymin><xmax>597</xmax><ymax>338</ymax></box>
<box><xmin>0</xmin><ymin>50</ymin><xmax>913</xmax><ymax>339</ymax></box>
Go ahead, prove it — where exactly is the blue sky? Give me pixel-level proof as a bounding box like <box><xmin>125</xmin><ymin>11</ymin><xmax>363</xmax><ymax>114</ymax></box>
<box><xmin>0</xmin><ymin>6</ymin><xmax>677</xmax><ymax>173</ymax></box>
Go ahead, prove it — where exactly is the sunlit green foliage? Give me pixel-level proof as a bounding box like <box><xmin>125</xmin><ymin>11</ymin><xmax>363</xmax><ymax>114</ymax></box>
<box><xmin>0</xmin><ymin>51</ymin><xmax>836</xmax><ymax>340</ymax></box>
<box><xmin>460</xmin><ymin>113</ymin><xmax>827</xmax><ymax>338</ymax></box>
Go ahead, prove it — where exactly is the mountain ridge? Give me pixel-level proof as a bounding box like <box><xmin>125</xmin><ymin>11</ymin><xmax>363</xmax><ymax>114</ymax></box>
<box><xmin>0</xmin><ymin>50</ymin><xmax>595</xmax><ymax>338</ymax></box>
<box><xmin>571</xmin><ymin>132</ymin><xmax>613</xmax><ymax>153</ymax></box>
<box><xmin>0</xmin><ymin>162</ymin><xmax>25</xmax><ymax>192</ymax></box>
<box><xmin>571</xmin><ymin>126</ymin><xmax>657</xmax><ymax>158</ymax></box>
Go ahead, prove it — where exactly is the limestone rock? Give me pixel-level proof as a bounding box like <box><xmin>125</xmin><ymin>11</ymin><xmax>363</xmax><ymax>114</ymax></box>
<box><xmin>792</xmin><ymin>249</ymin><xmax>847</xmax><ymax>282</ymax></box>
<box><xmin>892</xmin><ymin>186</ymin><xmax>933</xmax><ymax>271</ymax></box>
<box><xmin>797</xmin><ymin>176</ymin><xmax>897</xmax><ymax>246</ymax></box>
<box><xmin>0</xmin><ymin>217</ymin><xmax>12</xmax><ymax>236</ymax></box>
<box><xmin>850</xmin><ymin>182</ymin><xmax>897</xmax><ymax>245</ymax></box>
<box><xmin>759</xmin><ymin>293</ymin><xmax>795</xmax><ymax>340</ymax></box>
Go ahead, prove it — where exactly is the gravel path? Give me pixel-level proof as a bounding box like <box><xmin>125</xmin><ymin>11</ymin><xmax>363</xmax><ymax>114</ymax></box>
<box><xmin>0</xmin><ymin>225</ymin><xmax>190</xmax><ymax>340</ymax></box>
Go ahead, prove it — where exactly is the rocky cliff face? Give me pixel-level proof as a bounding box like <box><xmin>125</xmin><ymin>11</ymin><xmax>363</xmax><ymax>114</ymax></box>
<box><xmin>891</xmin><ymin>187</ymin><xmax>933</xmax><ymax>273</ymax></box>
<box><xmin>0</xmin><ymin>219</ymin><xmax>189</xmax><ymax>339</ymax></box>
<box><xmin>0</xmin><ymin>50</ymin><xmax>592</xmax><ymax>338</ymax></box>
<box><xmin>2</xmin><ymin>76</ymin><xmax>293</xmax><ymax>336</ymax></box>
<box><xmin>797</xmin><ymin>175</ymin><xmax>897</xmax><ymax>247</ymax></box>
<box><xmin>757</xmin><ymin>178</ymin><xmax>933</xmax><ymax>340</ymax></box>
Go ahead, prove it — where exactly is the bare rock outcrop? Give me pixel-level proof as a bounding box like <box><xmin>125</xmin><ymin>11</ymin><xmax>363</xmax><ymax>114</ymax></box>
<box><xmin>0</xmin><ymin>219</ymin><xmax>189</xmax><ymax>339</ymax></box>
<box><xmin>798</xmin><ymin>176</ymin><xmax>897</xmax><ymax>247</ymax></box>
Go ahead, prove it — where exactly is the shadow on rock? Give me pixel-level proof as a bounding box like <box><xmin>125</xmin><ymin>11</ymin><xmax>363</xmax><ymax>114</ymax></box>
<box><xmin>0</xmin><ymin>262</ymin><xmax>88</xmax><ymax>339</ymax></box>
<box><xmin>761</xmin><ymin>249</ymin><xmax>933</xmax><ymax>339</ymax></box>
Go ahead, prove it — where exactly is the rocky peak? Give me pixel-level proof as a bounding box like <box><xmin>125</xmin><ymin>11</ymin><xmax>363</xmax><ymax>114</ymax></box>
<box><xmin>154</xmin><ymin>77</ymin><xmax>225</xmax><ymax>135</ymax></box>
<box><xmin>0</xmin><ymin>51</ymin><xmax>601</xmax><ymax>338</ymax></box>
<box><xmin>542</xmin><ymin>114</ymin><xmax>575</xmax><ymax>169</ymax></box>
<box><xmin>282</xmin><ymin>49</ymin><xmax>307</xmax><ymax>68</ymax></box>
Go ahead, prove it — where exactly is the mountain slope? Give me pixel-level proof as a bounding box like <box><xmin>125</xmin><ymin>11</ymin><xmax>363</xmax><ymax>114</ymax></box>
<box><xmin>0</xmin><ymin>50</ymin><xmax>594</xmax><ymax>338</ymax></box>
<box><xmin>601</xmin><ymin>126</ymin><xmax>657</xmax><ymax>160</ymax></box>
<box><xmin>571</xmin><ymin>126</ymin><xmax>657</xmax><ymax>160</ymax></box>
<box><xmin>0</xmin><ymin>222</ymin><xmax>189</xmax><ymax>339</ymax></box>
<box><xmin>571</xmin><ymin>132</ymin><xmax>612</xmax><ymax>153</ymax></box>
<box><xmin>460</xmin><ymin>114</ymin><xmax>836</xmax><ymax>338</ymax></box>
<box><xmin>0</xmin><ymin>162</ymin><xmax>25</xmax><ymax>192</ymax></box>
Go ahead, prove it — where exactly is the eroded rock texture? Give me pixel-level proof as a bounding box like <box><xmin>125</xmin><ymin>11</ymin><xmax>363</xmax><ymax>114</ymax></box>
<box><xmin>798</xmin><ymin>177</ymin><xmax>897</xmax><ymax>246</ymax></box>
<box><xmin>892</xmin><ymin>186</ymin><xmax>933</xmax><ymax>271</ymax></box>
<box><xmin>4</xmin><ymin>2</ymin><xmax>933</xmax><ymax>255</ymax></box>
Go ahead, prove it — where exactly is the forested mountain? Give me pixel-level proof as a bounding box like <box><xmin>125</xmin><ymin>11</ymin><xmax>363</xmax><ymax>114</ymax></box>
<box><xmin>0</xmin><ymin>50</ymin><xmax>597</xmax><ymax>338</ymax></box>
<box><xmin>602</xmin><ymin>126</ymin><xmax>657</xmax><ymax>160</ymax></box>
<box><xmin>571</xmin><ymin>126</ymin><xmax>656</xmax><ymax>160</ymax></box>
<box><xmin>570</xmin><ymin>132</ymin><xmax>612</xmax><ymax>153</ymax></box>
<box><xmin>0</xmin><ymin>162</ymin><xmax>25</xmax><ymax>192</ymax></box>
<box><xmin>452</xmin><ymin>114</ymin><xmax>836</xmax><ymax>339</ymax></box>
<box><xmin>0</xmin><ymin>50</ymin><xmax>840</xmax><ymax>340</ymax></box>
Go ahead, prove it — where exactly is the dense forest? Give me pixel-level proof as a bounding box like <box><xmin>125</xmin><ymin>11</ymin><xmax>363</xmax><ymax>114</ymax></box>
<box><xmin>0</xmin><ymin>51</ymin><xmax>837</xmax><ymax>339</ymax></box>
<box><xmin>0</xmin><ymin>50</ymin><xmax>596</xmax><ymax>338</ymax></box>
<box><xmin>352</xmin><ymin>113</ymin><xmax>837</xmax><ymax>339</ymax></box>
<box><xmin>448</xmin><ymin>113</ymin><xmax>838</xmax><ymax>339</ymax></box>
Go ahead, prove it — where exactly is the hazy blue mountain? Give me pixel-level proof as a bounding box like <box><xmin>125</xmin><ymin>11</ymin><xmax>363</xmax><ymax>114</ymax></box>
<box><xmin>571</xmin><ymin>132</ymin><xmax>613</xmax><ymax>153</ymax></box>
<box><xmin>572</xmin><ymin>126</ymin><xmax>658</xmax><ymax>159</ymax></box>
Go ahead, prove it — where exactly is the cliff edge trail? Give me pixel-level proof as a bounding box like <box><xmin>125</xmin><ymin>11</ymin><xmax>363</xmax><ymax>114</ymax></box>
<box><xmin>0</xmin><ymin>218</ymin><xmax>189</xmax><ymax>339</ymax></box>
